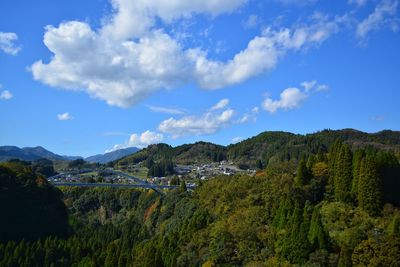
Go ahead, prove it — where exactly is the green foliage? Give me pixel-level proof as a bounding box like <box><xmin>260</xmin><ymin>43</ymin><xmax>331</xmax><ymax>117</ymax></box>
<box><xmin>351</xmin><ymin>149</ymin><xmax>365</xmax><ymax>201</ymax></box>
<box><xmin>358</xmin><ymin>153</ymin><xmax>382</xmax><ymax>216</ymax></box>
<box><xmin>334</xmin><ymin>144</ymin><xmax>353</xmax><ymax>203</ymax></box>
<box><xmin>0</xmin><ymin>162</ymin><xmax>69</xmax><ymax>242</ymax></box>
<box><xmin>308</xmin><ymin>206</ymin><xmax>329</xmax><ymax>251</ymax></box>
<box><xmin>1</xmin><ymin>137</ymin><xmax>399</xmax><ymax>266</ymax></box>
<box><xmin>295</xmin><ymin>158</ymin><xmax>311</xmax><ymax>186</ymax></box>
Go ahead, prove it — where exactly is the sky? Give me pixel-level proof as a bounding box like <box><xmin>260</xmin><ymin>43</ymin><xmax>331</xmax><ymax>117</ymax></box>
<box><xmin>0</xmin><ymin>0</ymin><xmax>399</xmax><ymax>157</ymax></box>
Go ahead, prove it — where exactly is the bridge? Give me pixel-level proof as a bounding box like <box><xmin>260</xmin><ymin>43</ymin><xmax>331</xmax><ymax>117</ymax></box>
<box><xmin>47</xmin><ymin>169</ymin><xmax>191</xmax><ymax>193</ymax></box>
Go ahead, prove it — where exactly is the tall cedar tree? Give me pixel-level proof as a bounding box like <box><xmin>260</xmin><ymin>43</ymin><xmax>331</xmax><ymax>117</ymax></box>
<box><xmin>376</xmin><ymin>151</ymin><xmax>400</xmax><ymax>205</ymax></box>
<box><xmin>334</xmin><ymin>144</ymin><xmax>353</xmax><ymax>203</ymax></box>
<box><xmin>296</xmin><ymin>158</ymin><xmax>311</xmax><ymax>186</ymax></box>
<box><xmin>327</xmin><ymin>140</ymin><xmax>342</xmax><ymax>196</ymax></box>
<box><xmin>358</xmin><ymin>153</ymin><xmax>382</xmax><ymax>216</ymax></box>
<box><xmin>308</xmin><ymin>206</ymin><xmax>329</xmax><ymax>250</ymax></box>
<box><xmin>351</xmin><ymin>149</ymin><xmax>365</xmax><ymax>202</ymax></box>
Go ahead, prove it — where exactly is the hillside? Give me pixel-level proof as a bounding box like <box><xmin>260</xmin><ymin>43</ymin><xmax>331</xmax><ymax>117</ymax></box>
<box><xmin>1</xmin><ymin>142</ymin><xmax>399</xmax><ymax>266</ymax></box>
<box><xmin>116</xmin><ymin>142</ymin><xmax>227</xmax><ymax>166</ymax></box>
<box><xmin>115</xmin><ymin>129</ymin><xmax>400</xmax><ymax>168</ymax></box>
<box><xmin>85</xmin><ymin>147</ymin><xmax>139</xmax><ymax>163</ymax></box>
<box><xmin>0</xmin><ymin>146</ymin><xmax>67</xmax><ymax>162</ymax></box>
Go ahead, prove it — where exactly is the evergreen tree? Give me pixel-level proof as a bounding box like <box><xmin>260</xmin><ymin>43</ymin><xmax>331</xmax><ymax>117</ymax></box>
<box><xmin>180</xmin><ymin>180</ymin><xmax>187</xmax><ymax>192</ymax></box>
<box><xmin>334</xmin><ymin>144</ymin><xmax>353</xmax><ymax>203</ymax></box>
<box><xmin>351</xmin><ymin>149</ymin><xmax>365</xmax><ymax>202</ymax></box>
<box><xmin>375</xmin><ymin>151</ymin><xmax>400</xmax><ymax>205</ymax></box>
<box><xmin>307</xmin><ymin>154</ymin><xmax>317</xmax><ymax>170</ymax></box>
<box><xmin>358</xmin><ymin>154</ymin><xmax>382</xmax><ymax>216</ymax></box>
<box><xmin>327</xmin><ymin>140</ymin><xmax>342</xmax><ymax>196</ymax></box>
<box><xmin>295</xmin><ymin>158</ymin><xmax>311</xmax><ymax>186</ymax></box>
<box><xmin>308</xmin><ymin>206</ymin><xmax>328</xmax><ymax>250</ymax></box>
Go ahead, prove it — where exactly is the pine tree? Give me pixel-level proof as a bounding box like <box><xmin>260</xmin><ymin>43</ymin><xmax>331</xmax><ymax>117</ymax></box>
<box><xmin>334</xmin><ymin>144</ymin><xmax>353</xmax><ymax>203</ymax></box>
<box><xmin>358</xmin><ymin>153</ymin><xmax>382</xmax><ymax>216</ymax></box>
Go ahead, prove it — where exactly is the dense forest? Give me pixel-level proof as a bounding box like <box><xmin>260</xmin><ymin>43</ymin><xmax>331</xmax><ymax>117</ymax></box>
<box><xmin>115</xmin><ymin>129</ymin><xmax>400</xmax><ymax>169</ymax></box>
<box><xmin>1</xmin><ymin>137</ymin><xmax>400</xmax><ymax>266</ymax></box>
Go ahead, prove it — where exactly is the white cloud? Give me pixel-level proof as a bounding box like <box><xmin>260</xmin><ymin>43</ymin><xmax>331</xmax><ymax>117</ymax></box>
<box><xmin>301</xmin><ymin>80</ymin><xmax>329</xmax><ymax>92</ymax></box>
<box><xmin>371</xmin><ymin>115</ymin><xmax>385</xmax><ymax>121</ymax></box>
<box><xmin>210</xmin><ymin>98</ymin><xmax>230</xmax><ymax>111</ymax></box>
<box><xmin>158</xmin><ymin>99</ymin><xmax>236</xmax><ymax>138</ymax></box>
<box><xmin>262</xmin><ymin>88</ymin><xmax>307</xmax><ymax>113</ymax></box>
<box><xmin>301</xmin><ymin>80</ymin><xmax>317</xmax><ymax>92</ymax></box>
<box><xmin>238</xmin><ymin>106</ymin><xmax>259</xmax><ymax>123</ymax></box>
<box><xmin>106</xmin><ymin>130</ymin><xmax>163</xmax><ymax>152</ymax></box>
<box><xmin>0</xmin><ymin>32</ymin><xmax>21</xmax><ymax>55</ymax></box>
<box><xmin>315</xmin><ymin>84</ymin><xmax>329</xmax><ymax>92</ymax></box>
<box><xmin>348</xmin><ymin>0</ymin><xmax>367</xmax><ymax>7</ymax></box>
<box><xmin>102</xmin><ymin>0</ymin><xmax>248</xmax><ymax>39</ymax></box>
<box><xmin>263</xmin><ymin>80</ymin><xmax>328</xmax><ymax>113</ymax></box>
<box><xmin>356</xmin><ymin>0</ymin><xmax>399</xmax><ymax>39</ymax></box>
<box><xmin>243</xmin><ymin>14</ymin><xmax>259</xmax><ymax>29</ymax></box>
<box><xmin>232</xmin><ymin>137</ymin><xmax>243</xmax><ymax>143</ymax></box>
<box><xmin>57</xmin><ymin>112</ymin><xmax>73</xmax><ymax>121</ymax></box>
<box><xmin>31</xmin><ymin>0</ymin><xmax>341</xmax><ymax>108</ymax></box>
<box><xmin>0</xmin><ymin>90</ymin><xmax>13</xmax><ymax>100</ymax></box>
<box><xmin>274</xmin><ymin>0</ymin><xmax>318</xmax><ymax>5</ymax></box>
<box><xmin>148</xmin><ymin>105</ymin><xmax>185</xmax><ymax>115</ymax></box>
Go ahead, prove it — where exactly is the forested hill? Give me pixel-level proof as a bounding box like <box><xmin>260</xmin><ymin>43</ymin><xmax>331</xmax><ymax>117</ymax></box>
<box><xmin>116</xmin><ymin>141</ymin><xmax>227</xmax><ymax>166</ymax></box>
<box><xmin>1</xmin><ymin>140</ymin><xmax>399</xmax><ymax>266</ymax></box>
<box><xmin>228</xmin><ymin>129</ymin><xmax>400</xmax><ymax>168</ymax></box>
<box><xmin>115</xmin><ymin>129</ymin><xmax>400</xmax><ymax>168</ymax></box>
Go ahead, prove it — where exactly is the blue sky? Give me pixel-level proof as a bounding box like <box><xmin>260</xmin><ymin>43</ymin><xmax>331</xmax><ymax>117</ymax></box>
<box><xmin>0</xmin><ymin>0</ymin><xmax>399</xmax><ymax>157</ymax></box>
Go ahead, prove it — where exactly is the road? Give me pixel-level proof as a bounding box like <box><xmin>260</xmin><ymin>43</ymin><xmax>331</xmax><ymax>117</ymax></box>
<box><xmin>51</xmin><ymin>182</ymin><xmax>180</xmax><ymax>190</ymax></box>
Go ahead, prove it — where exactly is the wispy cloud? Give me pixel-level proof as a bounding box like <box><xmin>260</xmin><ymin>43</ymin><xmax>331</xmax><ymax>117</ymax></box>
<box><xmin>148</xmin><ymin>105</ymin><xmax>185</xmax><ymax>115</ymax></box>
<box><xmin>238</xmin><ymin>107</ymin><xmax>259</xmax><ymax>123</ymax></box>
<box><xmin>0</xmin><ymin>32</ymin><xmax>21</xmax><ymax>55</ymax></box>
<box><xmin>101</xmin><ymin>131</ymin><xmax>130</xmax><ymax>137</ymax></box>
<box><xmin>371</xmin><ymin>115</ymin><xmax>385</xmax><ymax>121</ymax></box>
<box><xmin>348</xmin><ymin>0</ymin><xmax>368</xmax><ymax>7</ymax></box>
<box><xmin>243</xmin><ymin>14</ymin><xmax>260</xmax><ymax>29</ymax></box>
<box><xmin>0</xmin><ymin>88</ymin><xmax>13</xmax><ymax>100</ymax></box>
<box><xmin>210</xmin><ymin>99</ymin><xmax>230</xmax><ymax>111</ymax></box>
<box><xmin>57</xmin><ymin>112</ymin><xmax>73</xmax><ymax>121</ymax></box>
<box><xmin>356</xmin><ymin>0</ymin><xmax>399</xmax><ymax>39</ymax></box>
<box><xmin>232</xmin><ymin>136</ymin><xmax>243</xmax><ymax>143</ymax></box>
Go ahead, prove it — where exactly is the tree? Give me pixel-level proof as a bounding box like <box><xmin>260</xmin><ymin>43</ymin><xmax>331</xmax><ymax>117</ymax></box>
<box><xmin>358</xmin><ymin>153</ymin><xmax>382</xmax><ymax>216</ymax></box>
<box><xmin>180</xmin><ymin>180</ymin><xmax>187</xmax><ymax>192</ymax></box>
<box><xmin>295</xmin><ymin>158</ymin><xmax>311</xmax><ymax>186</ymax></box>
<box><xmin>327</xmin><ymin>140</ymin><xmax>342</xmax><ymax>196</ymax></box>
<box><xmin>334</xmin><ymin>144</ymin><xmax>353</xmax><ymax>203</ymax></box>
<box><xmin>351</xmin><ymin>149</ymin><xmax>365</xmax><ymax>202</ymax></box>
<box><xmin>307</xmin><ymin>154</ymin><xmax>317</xmax><ymax>170</ymax></box>
<box><xmin>376</xmin><ymin>151</ymin><xmax>400</xmax><ymax>205</ymax></box>
<box><xmin>308</xmin><ymin>206</ymin><xmax>328</xmax><ymax>250</ymax></box>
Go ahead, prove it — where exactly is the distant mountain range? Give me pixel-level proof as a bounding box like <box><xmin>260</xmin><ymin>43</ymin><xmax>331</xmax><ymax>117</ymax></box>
<box><xmin>0</xmin><ymin>146</ymin><xmax>67</xmax><ymax>162</ymax></box>
<box><xmin>0</xmin><ymin>146</ymin><xmax>139</xmax><ymax>164</ymax></box>
<box><xmin>85</xmin><ymin>147</ymin><xmax>139</xmax><ymax>163</ymax></box>
<box><xmin>2</xmin><ymin>129</ymin><xmax>400</xmax><ymax>166</ymax></box>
